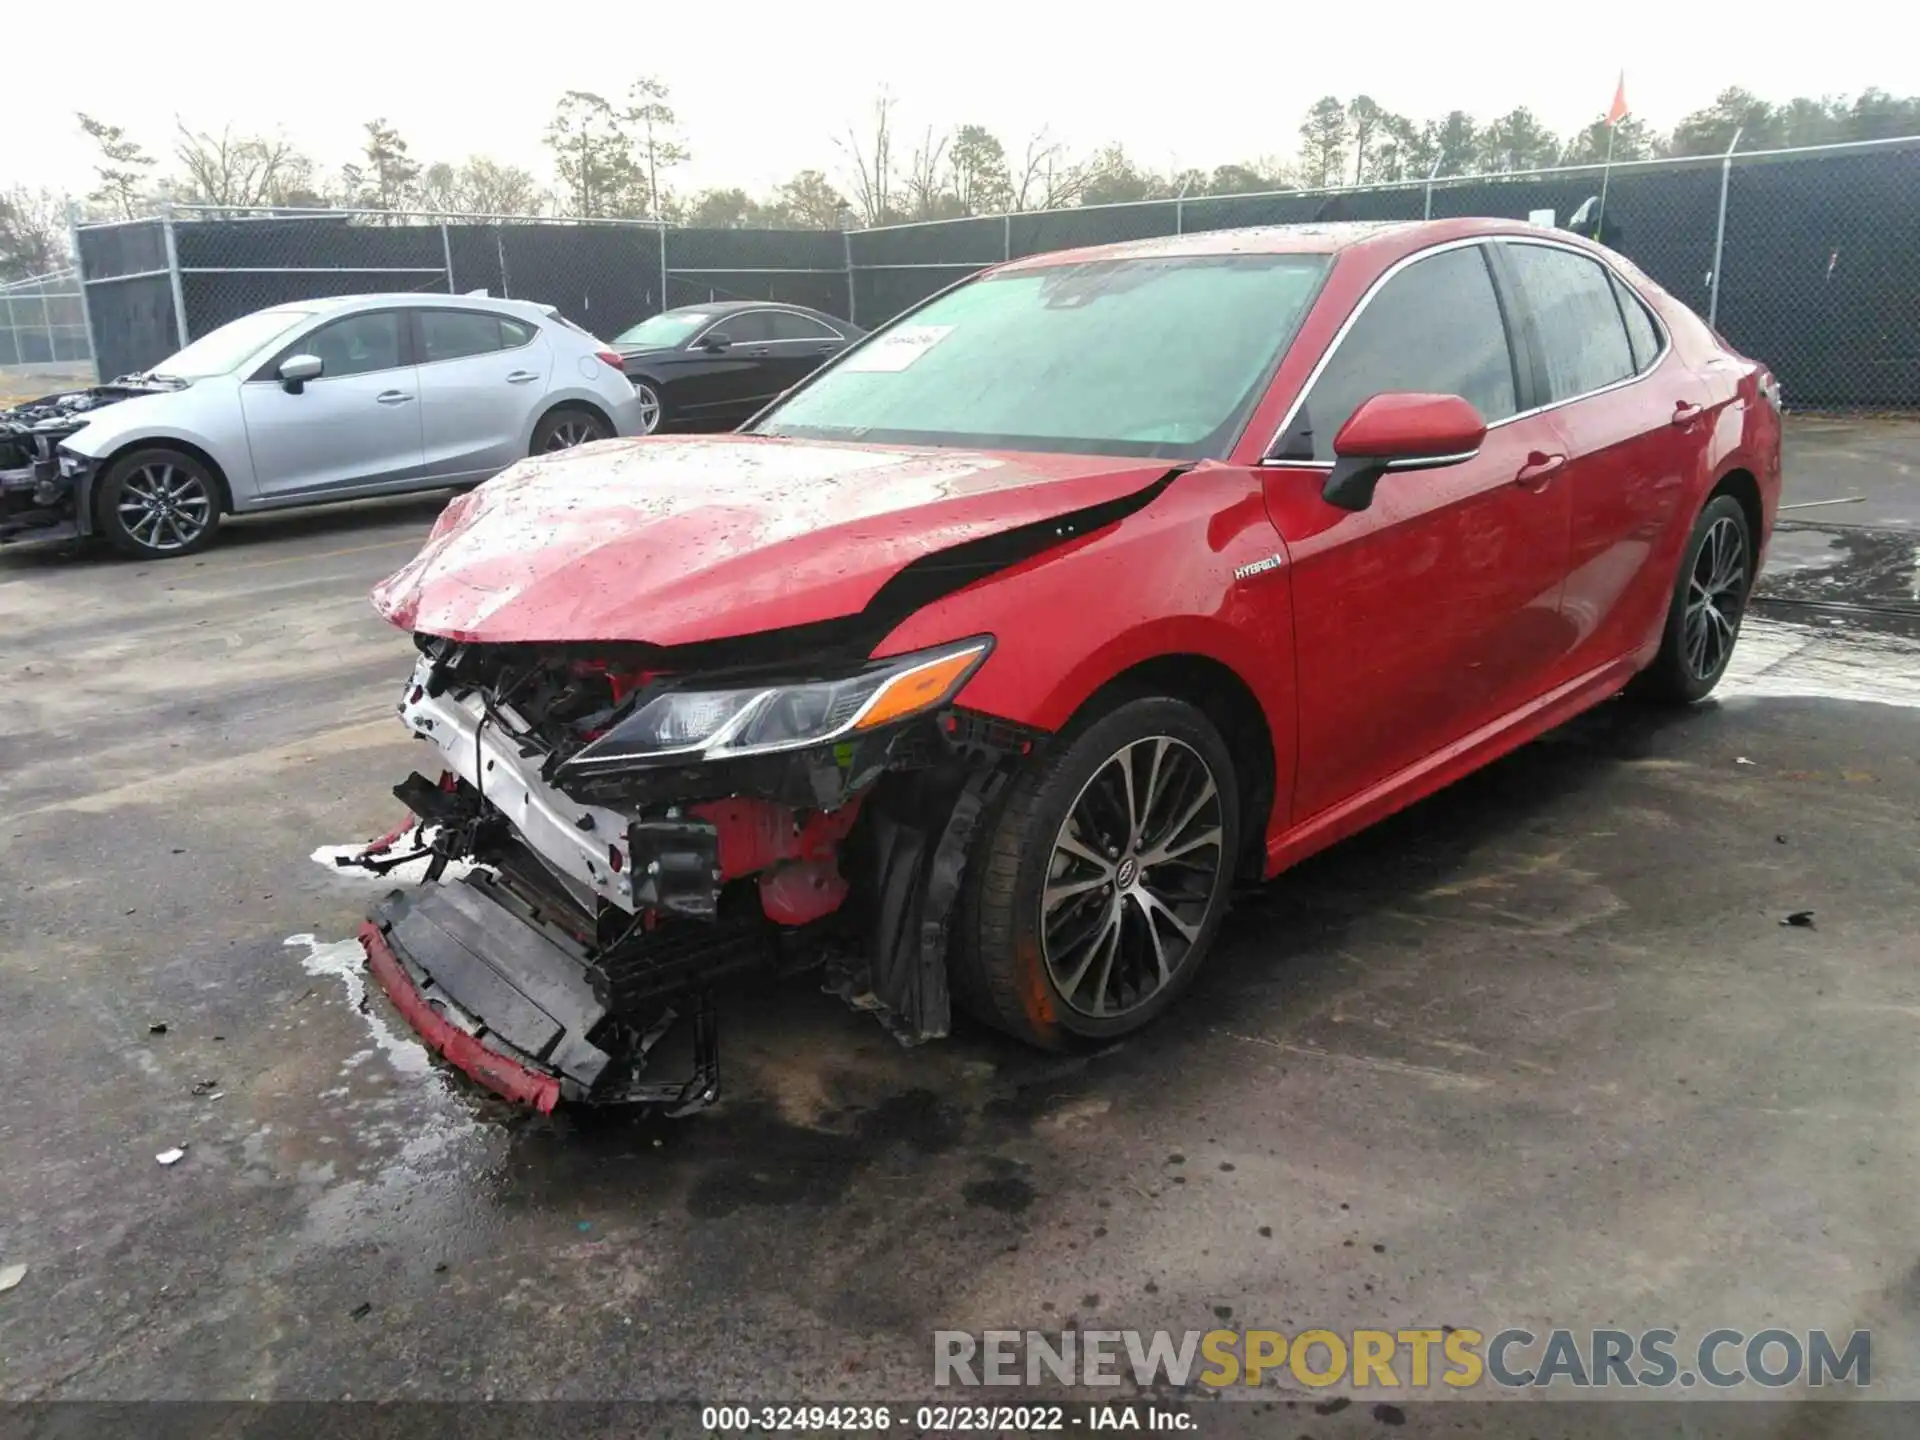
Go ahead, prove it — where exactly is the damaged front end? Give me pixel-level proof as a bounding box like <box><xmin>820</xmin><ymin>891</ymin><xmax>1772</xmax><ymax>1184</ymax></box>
<box><xmin>0</xmin><ymin>382</ymin><xmax>157</xmax><ymax>546</ymax></box>
<box><xmin>353</xmin><ymin>632</ymin><xmax>1040</xmax><ymax>1114</ymax></box>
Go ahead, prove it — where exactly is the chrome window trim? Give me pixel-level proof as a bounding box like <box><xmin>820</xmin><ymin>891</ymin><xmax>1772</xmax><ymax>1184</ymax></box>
<box><xmin>1258</xmin><ymin>233</ymin><xmax>1673</xmax><ymax>467</ymax></box>
<box><xmin>688</xmin><ymin>306</ymin><xmax>838</xmax><ymax>349</ymax></box>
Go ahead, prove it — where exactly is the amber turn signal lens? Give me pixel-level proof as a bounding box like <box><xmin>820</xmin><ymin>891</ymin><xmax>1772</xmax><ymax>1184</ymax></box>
<box><xmin>853</xmin><ymin>646</ymin><xmax>987</xmax><ymax>731</ymax></box>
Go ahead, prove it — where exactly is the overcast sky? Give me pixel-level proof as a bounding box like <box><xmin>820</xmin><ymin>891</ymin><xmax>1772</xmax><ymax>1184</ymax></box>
<box><xmin>12</xmin><ymin>0</ymin><xmax>1917</xmax><ymax>202</ymax></box>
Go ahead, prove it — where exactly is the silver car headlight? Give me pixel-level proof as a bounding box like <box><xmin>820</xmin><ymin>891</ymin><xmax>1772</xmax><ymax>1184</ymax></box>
<box><xmin>560</xmin><ymin>637</ymin><xmax>993</xmax><ymax>774</ymax></box>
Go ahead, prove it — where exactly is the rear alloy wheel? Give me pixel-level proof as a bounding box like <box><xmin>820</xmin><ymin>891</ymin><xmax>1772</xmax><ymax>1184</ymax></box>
<box><xmin>97</xmin><ymin>448</ymin><xmax>221</xmax><ymax>559</ymax></box>
<box><xmin>632</xmin><ymin>381</ymin><xmax>663</xmax><ymax>435</ymax></box>
<box><xmin>954</xmin><ymin>697</ymin><xmax>1240</xmax><ymax>1049</ymax></box>
<box><xmin>1636</xmin><ymin>493</ymin><xmax>1753</xmax><ymax>703</ymax></box>
<box><xmin>533</xmin><ymin>408</ymin><xmax>611</xmax><ymax>454</ymax></box>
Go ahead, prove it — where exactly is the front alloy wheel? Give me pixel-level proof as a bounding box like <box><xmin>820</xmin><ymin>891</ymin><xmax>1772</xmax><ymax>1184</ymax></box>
<box><xmin>954</xmin><ymin>696</ymin><xmax>1241</xmax><ymax>1048</ymax></box>
<box><xmin>1043</xmin><ymin>737</ymin><xmax>1224</xmax><ymax>1021</ymax></box>
<box><xmin>98</xmin><ymin>448</ymin><xmax>221</xmax><ymax>559</ymax></box>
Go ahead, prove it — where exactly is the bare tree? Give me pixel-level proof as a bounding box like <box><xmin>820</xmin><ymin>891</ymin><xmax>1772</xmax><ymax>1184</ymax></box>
<box><xmin>1011</xmin><ymin>129</ymin><xmax>1087</xmax><ymax>210</ymax></box>
<box><xmin>904</xmin><ymin>126</ymin><xmax>953</xmax><ymax>220</ymax></box>
<box><xmin>173</xmin><ymin>122</ymin><xmax>315</xmax><ymax>209</ymax></box>
<box><xmin>418</xmin><ymin>157</ymin><xmax>547</xmax><ymax>217</ymax></box>
<box><xmin>76</xmin><ymin>114</ymin><xmax>156</xmax><ymax>219</ymax></box>
<box><xmin>0</xmin><ymin>186</ymin><xmax>71</xmax><ymax>280</ymax></box>
<box><xmin>836</xmin><ymin>91</ymin><xmax>897</xmax><ymax>226</ymax></box>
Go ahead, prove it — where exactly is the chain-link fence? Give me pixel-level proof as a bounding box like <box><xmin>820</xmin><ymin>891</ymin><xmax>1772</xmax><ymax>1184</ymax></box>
<box><xmin>71</xmin><ymin>133</ymin><xmax>1920</xmax><ymax>408</ymax></box>
<box><xmin>0</xmin><ymin>268</ymin><xmax>90</xmax><ymax>368</ymax></box>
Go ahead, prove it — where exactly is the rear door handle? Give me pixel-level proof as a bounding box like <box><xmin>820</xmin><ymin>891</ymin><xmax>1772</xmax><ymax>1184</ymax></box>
<box><xmin>1514</xmin><ymin>451</ymin><xmax>1566</xmax><ymax>489</ymax></box>
<box><xmin>1672</xmin><ymin>402</ymin><xmax>1704</xmax><ymax>427</ymax></box>
<box><xmin>375</xmin><ymin>390</ymin><xmax>414</xmax><ymax>405</ymax></box>
<box><xmin>505</xmin><ymin>370</ymin><xmax>539</xmax><ymax>384</ymax></box>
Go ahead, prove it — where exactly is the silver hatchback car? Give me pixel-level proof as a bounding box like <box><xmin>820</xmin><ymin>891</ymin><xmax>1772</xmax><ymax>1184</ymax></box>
<box><xmin>12</xmin><ymin>293</ymin><xmax>647</xmax><ymax>559</ymax></box>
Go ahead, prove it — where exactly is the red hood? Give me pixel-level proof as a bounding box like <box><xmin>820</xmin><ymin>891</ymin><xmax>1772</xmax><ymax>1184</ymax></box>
<box><xmin>372</xmin><ymin>435</ymin><xmax>1172</xmax><ymax>646</ymax></box>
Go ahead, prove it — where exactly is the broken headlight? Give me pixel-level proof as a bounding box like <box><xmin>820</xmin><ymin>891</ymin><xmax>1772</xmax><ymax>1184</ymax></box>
<box><xmin>561</xmin><ymin>637</ymin><xmax>993</xmax><ymax>773</ymax></box>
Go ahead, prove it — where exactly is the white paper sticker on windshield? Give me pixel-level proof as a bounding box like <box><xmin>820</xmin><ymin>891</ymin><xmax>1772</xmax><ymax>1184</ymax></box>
<box><xmin>840</xmin><ymin>324</ymin><xmax>954</xmax><ymax>372</ymax></box>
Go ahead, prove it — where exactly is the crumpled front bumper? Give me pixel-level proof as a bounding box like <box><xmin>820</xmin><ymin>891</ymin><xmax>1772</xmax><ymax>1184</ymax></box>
<box><xmin>360</xmin><ymin>914</ymin><xmax>563</xmax><ymax>1113</ymax></box>
<box><xmin>0</xmin><ymin>448</ymin><xmax>89</xmax><ymax>547</ymax></box>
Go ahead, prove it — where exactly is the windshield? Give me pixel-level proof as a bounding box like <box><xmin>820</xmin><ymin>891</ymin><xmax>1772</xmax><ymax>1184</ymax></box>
<box><xmin>151</xmin><ymin>308</ymin><xmax>315</xmax><ymax>379</ymax></box>
<box><xmin>749</xmin><ymin>254</ymin><xmax>1329</xmax><ymax>458</ymax></box>
<box><xmin>614</xmin><ymin>312</ymin><xmax>711</xmax><ymax>348</ymax></box>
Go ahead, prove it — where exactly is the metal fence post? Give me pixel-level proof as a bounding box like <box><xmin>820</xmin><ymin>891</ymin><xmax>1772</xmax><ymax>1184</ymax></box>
<box><xmin>1003</xmin><ymin>213</ymin><xmax>1012</xmax><ymax>260</ymax></box>
<box><xmin>658</xmin><ymin>223</ymin><xmax>669</xmax><ymax>313</ymax></box>
<box><xmin>1422</xmin><ymin>157</ymin><xmax>1443</xmax><ymax>220</ymax></box>
<box><xmin>40</xmin><ymin>292</ymin><xmax>56</xmax><ymax>365</ymax></box>
<box><xmin>160</xmin><ymin>200</ymin><xmax>190</xmax><ymax>347</ymax></box>
<box><xmin>440</xmin><ymin>222</ymin><xmax>456</xmax><ymax>293</ymax></box>
<box><xmin>496</xmin><ymin>230</ymin><xmax>511</xmax><ymax>299</ymax></box>
<box><xmin>843</xmin><ymin>228</ymin><xmax>857</xmax><ymax>328</ymax></box>
<box><xmin>67</xmin><ymin>206</ymin><xmax>99</xmax><ymax>380</ymax></box>
<box><xmin>1707</xmin><ymin>127</ymin><xmax>1743</xmax><ymax>329</ymax></box>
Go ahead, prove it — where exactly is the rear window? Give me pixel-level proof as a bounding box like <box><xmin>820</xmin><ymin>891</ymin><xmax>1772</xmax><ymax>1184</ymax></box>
<box><xmin>751</xmin><ymin>254</ymin><xmax>1330</xmax><ymax>459</ymax></box>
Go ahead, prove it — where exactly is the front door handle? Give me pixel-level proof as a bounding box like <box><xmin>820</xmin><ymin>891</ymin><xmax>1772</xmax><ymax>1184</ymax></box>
<box><xmin>505</xmin><ymin>370</ymin><xmax>539</xmax><ymax>384</ymax></box>
<box><xmin>1672</xmin><ymin>401</ymin><xmax>1704</xmax><ymax>427</ymax></box>
<box><xmin>747</xmin><ymin>345</ymin><xmax>771</xmax><ymax>357</ymax></box>
<box><xmin>1514</xmin><ymin>451</ymin><xmax>1566</xmax><ymax>489</ymax></box>
<box><xmin>375</xmin><ymin>390</ymin><xmax>414</xmax><ymax>405</ymax></box>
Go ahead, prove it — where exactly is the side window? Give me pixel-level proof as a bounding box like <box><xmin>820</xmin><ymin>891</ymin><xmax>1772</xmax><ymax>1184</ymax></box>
<box><xmin>500</xmin><ymin>317</ymin><xmax>537</xmax><ymax>349</ymax></box>
<box><xmin>303</xmin><ymin>312</ymin><xmax>404</xmax><ymax>379</ymax></box>
<box><xmin>420</xmin><ymin>309</ymin><xmax>507</xmax><ymax>364</ymax></box>
<box><xmin>1285</xmin><ymin>246</ymin><xmax>1517</xmax><ymax>461</ymax></box>
<box><xmin>712</xmin><ymin>311</ymin><xmax>773</xmax><ymax>344</ymax></box>
<box><xmin>1506</xmin><ymin>244</ymin><xmax>1635</xmax><ymax>400</ymax></box>
<box><xmin>767</xmin><ymin>310</ymin><xmax>838</xmax><ymax>342</ymax></box>
<box><xmin>1610</xmin><ymin>273</ymin><xmax>1661</xmax><ymax>374</ymax></box>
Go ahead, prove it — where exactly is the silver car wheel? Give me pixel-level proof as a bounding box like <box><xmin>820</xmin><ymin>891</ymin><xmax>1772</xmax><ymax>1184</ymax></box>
<box><xmin>633</xmin><ymin>383</ymin><xmax>662</xmax><ymax>435</ymax></box>
<box><xmin>116</xmin><ymin>462</ymin><xmax>212</xmax><ymax>553</ymax></box>
<box><xmin>543</xmin><ymin>416</ymin><xmax>604</xmax><ymax>452</ymax></box>
<box><xmin>1041</xmin><ymin>735</ymin><xmax>1225</xmax><ymax>1020</ymax></box>
<box><xmin>1684</xmin><ymin>514</ymin><xmax>1748</xmax><ymax>682</ymax></box>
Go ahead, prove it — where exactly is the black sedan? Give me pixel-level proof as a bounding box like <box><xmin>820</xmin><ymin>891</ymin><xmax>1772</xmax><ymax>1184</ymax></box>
<box><xmin>610</xmin><ymin>302</ymin><xmax>865</xmax><ymax>434</ymax></box>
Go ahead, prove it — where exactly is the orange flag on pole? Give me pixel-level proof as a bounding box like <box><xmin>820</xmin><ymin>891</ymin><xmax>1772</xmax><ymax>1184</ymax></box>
<box><xmin>1607</xmin><ymin>72</ymin><xmax>1630</xmax><ymax>126</ymax></box>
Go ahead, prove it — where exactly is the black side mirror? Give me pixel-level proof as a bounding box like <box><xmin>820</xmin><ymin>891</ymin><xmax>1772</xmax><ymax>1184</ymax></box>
<box><xmin>700</xmin><ymin>331</ymin><xmax>732</xmax><ymax>353</ymax></box>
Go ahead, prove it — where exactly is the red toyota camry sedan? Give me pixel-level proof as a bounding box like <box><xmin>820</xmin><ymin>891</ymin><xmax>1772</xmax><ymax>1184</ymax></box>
<box><xmin>355</xmin><ymin>218</ymin><xmax>1781</xmax><ymax>1113</ymax></box>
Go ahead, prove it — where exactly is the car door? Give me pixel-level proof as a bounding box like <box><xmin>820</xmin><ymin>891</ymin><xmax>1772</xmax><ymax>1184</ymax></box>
<box><xmin>1496</xmin><ymin>240</ymin><xmax>1715</xmax><ymax>682</ymax></box>
<box><xmin>690</xmin><ymin>310</ymin><xmax>781</xmax><ymax>424</ymax></box>
<box><xmin>763</xmin><ymin>309</ymin><xmax>849</xmax><ymax>395</ymax></box>
<box><xmin>1261</xmin><ymin>241</ymin><xmax>1575</xmax><ymax>821</ymax></box>
<box><xmin>239</xmin><ymin>309</ymin><xmax>424</xmax><ymax>499</ymax></box>
<box><xmin>412</xmin><ymin>308</ymin><xmax>552</xmax><ymax>480</ymax></box>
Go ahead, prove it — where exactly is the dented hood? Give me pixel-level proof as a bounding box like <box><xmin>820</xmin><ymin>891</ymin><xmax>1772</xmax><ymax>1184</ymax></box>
<box><xmin>372</xmin><ymin>435</ymin><xmax>1172</xmax><ymax>646</ymax></box>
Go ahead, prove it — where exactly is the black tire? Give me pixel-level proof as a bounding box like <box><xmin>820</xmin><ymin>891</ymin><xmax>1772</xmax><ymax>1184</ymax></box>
<box><xmin>1634</xmin><ymin>493</ymin><xmax>1753</xmax><ymax>704</ymax></box>
<box><xmin>95</xmin><ymin>447</ymin><xmax>222</xmax><ymax>559</ymax></box>
<box><xmin>953</xmin><ymin>696</ymin><xmax>1241</xmax><ymax>1050</ymax></box>
<box><xmin>531</xmin><ymin>406</ymin><xmax>611</xmax><ymax>454</ymax></box>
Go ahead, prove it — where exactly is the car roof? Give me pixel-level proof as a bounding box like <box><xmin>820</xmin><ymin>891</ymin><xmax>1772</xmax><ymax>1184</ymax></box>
<box><xmin>284</xmin><ymin>292</ymin><xmax>552</xmax><ymax>318</ymax></box>
<box><xmin>660</xmin><ymin>299</ymin><xmax>838</xmax><ymax>320</ymax></box>
<box><xmin>993</xmin><ymin>217</ymin><xmax>1575</xmax><ymax>272</ymax></box>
